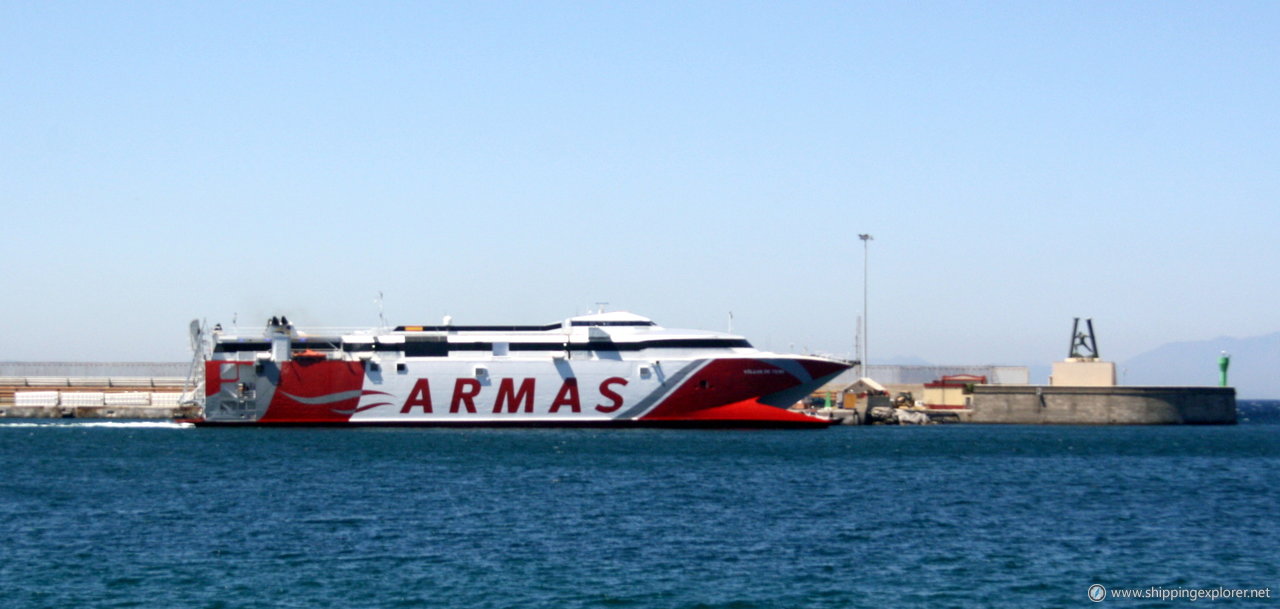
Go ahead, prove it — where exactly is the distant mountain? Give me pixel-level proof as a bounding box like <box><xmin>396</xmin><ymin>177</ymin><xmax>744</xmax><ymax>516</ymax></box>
<box><xmin>1121</xmin><ymin>332</ymin><xmax>1280</xmax><ymax>399</ymax></box>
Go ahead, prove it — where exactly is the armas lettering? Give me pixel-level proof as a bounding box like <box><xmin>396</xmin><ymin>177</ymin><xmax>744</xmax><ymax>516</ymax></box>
<box><xmin>399</xmin><ymin>376</ymin><xmax>629</xmax><ymax>415</ymax></box>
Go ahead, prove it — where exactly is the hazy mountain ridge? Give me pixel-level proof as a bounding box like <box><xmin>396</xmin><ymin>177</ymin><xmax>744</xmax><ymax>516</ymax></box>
<box><xmin>1121</xmin><ymin>332</ymin><xmax>1280</xmax><ymax>399</ymax></box>
<box><xmin>881</xmin><ymin>332</ymin><xmax>1277</xmax><ymax>398</ymax></box>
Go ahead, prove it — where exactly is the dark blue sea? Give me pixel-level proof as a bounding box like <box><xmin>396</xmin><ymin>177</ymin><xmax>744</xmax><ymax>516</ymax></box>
<box><xmin>3</xmin><ymin>402</ymin><xmax>1278</xmax><ymax>608</ymax></box>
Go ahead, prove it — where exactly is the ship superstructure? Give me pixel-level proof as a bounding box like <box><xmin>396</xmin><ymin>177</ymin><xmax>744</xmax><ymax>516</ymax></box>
<box><xmin>191</xmin><ymin>311</ymin><xmax>849</xmax><ymax>428</ymax></box>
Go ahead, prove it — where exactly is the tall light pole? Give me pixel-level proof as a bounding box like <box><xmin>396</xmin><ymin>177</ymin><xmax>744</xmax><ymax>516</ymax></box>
<box><xmin>859</xmin><ymin>233</ymin><xmax>873</xmax><ymax>376</ymax></box>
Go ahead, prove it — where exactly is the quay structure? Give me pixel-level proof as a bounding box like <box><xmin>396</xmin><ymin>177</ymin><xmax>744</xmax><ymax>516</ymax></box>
<box><xmin>813</xmin><ymin>361</ymin><xmax>1235</xmax><ymax>425</ymax></box>
<box><xmin>812</xmin><ymin>318</ymin><xmax>1236</xmax><ymax>425</ymax></box>
<box><xmin>809</xmin><ymin>364</ymin><xmax>1028</xmax><ymax>423</ymax></box>
<box><xmin>966</xmin><ymin>354</ymin><xmax>1235</xmax><ymax>425</ymax></box>
<box><xmin>0</xmin><ymin>362</ymin><xmax>198</xmax><ymax>419</ymax></box>
<box><xmin>964</xmin><ymin>319</ymin><xmax>1236</xmax><ymax>425</ymax></box>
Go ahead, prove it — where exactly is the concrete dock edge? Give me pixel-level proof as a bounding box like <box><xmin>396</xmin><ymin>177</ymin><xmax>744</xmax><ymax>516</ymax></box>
<box><xmin>969</xmin><ymin>385</ymin><xmax>1236</xmax><ymax>425</ymax></box>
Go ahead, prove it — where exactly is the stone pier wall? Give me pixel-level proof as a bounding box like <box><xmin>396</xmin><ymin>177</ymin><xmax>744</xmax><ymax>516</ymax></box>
<box><xmin>969</xmin><ymin>385</ymin><xmax>1236</xmax><ymax>425</ymax></box>
<box><xmin>0</xmin><ymin>405</ymin><xmax>201</xmax><ymax>419</ymax></box>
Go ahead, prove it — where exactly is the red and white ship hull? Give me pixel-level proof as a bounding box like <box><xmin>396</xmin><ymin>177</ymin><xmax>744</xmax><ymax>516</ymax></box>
<box><xmin>191</xmin><ymin>312</ymin><xmax>851</xmax><ymax>429</ymax></box>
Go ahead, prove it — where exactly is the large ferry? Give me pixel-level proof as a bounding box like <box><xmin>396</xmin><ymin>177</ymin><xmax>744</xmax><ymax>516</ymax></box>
<box><xmin>188</xmin><ymin>311</ymin><xmax>851</xmax><ymax>428</ymax></box>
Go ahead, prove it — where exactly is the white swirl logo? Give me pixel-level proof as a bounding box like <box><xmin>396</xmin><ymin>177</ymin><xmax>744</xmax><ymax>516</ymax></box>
<box><xmin>1088</xmin><ymin>584</ymin><xmax>1107</xmax><ymax>602</ymax></box>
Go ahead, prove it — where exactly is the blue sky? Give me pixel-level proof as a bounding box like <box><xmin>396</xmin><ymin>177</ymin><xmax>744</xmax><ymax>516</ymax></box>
<box><xmin>2</xmin><ymin>1</ymin><xmax>1277</xmax><ymax>369</ymax></box>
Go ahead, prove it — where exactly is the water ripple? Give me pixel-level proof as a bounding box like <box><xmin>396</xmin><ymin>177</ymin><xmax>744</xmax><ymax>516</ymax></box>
<box><xmin>1</xmin><ymin>422</ymin><xmax>1278</xmax><ymax>607</ymax></box>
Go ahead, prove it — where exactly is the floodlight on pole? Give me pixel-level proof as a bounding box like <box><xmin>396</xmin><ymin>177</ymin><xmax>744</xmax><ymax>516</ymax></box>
<box><xmin>858</xmin><ymin>233</ymin><xmax>873</xmax><ymax>376</ymax></box>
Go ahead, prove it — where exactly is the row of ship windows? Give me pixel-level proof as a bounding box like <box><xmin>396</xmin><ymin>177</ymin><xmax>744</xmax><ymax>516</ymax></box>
<box><xmin>213</xmin><ymin>338</ymin><xmax>753</xmax><ymax>355</ymax></box>
<box><xmin>391</xmin><ymin>320</ymin><xmax>657</xmax><ymax>332</ymax></box>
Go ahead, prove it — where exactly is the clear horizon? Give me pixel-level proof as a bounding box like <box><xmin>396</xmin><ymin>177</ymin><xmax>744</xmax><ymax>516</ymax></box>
<box><xmin>2</xmin><ymin>2</ymin><xmax>1277</xmax><ymax>377</ymax></box>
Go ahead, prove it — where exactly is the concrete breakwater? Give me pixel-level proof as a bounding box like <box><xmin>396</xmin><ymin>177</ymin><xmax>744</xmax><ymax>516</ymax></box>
<box><xmin>968</xmin><ymin>385</ymin><xmax>1236</xmax><ymax>425</ymax></box>
<box><xmin>810</xmin><ymin>384</ymin><xmax>1237</xmax><ymax>425</ymax></box>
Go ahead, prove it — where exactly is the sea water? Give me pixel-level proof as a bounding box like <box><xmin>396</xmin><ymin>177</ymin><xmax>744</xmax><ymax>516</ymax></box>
<box><xmin>2</xmin><ymin>403</ymin><xmax>1278</xmax><ymax>608</ymax></box>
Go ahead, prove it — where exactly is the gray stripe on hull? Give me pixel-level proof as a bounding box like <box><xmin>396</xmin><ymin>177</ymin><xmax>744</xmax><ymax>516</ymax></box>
<box><xmin>761</xmin><ymin>358</ymin><xmax>812</xmax><ymax>383</ymax></box>
<box><xmin>616</xmin><ymin>360</ymin><xmax>706</xmax><ymax>420</ymax></box>
<box><xmin>281</xmin><ymin>390</ymin><xmax>365</xmax><ymax>405</ymax></box>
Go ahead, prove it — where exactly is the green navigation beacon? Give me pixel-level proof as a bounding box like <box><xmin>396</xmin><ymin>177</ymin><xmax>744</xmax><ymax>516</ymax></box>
<box><xmin>1218</xmin><ymin>351</ymin><xmax>1231</xmax><ymax>387</ymax></box>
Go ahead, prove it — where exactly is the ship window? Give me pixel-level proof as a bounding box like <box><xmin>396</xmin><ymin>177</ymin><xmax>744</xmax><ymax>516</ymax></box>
<box><xmin>213</xmin><ymin>341</ymin><xmax>271</xmax><ymax>353</ymax></box>
<box><xmin>493</xmin><ymin>342</ymin><xmax>509</xmax><ymax>356</ymax></box>
<box><xmin>292</xmin><ymin>338</ymin><xmax>341</xmax><ymax>350</ymax></box>
<box><xmin>396</xmin><ymin>363</ymin><xmax>407</xmax><ymax>373</ymax></box>
<box><xmin>404</xmin><ymin>336</ymin><xmax>448</xmax><ymax>357</ymax></box>
<box><xmin>570</xmin><ymin>320</ymin><xmax>657</xmax><ymax>327</ymax></box>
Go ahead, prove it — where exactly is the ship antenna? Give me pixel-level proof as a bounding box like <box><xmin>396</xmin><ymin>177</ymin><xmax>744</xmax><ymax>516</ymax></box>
<box><xmin>728</xmin><ymin>311</ymin><xmax>733</xmax><ymax>334</ymax></box>
<box><xmin>595</xmin><ymin>301</ymin><xmax>609</xmax><ymax>314</ymax></box>
<box><xmin>376</xmin><ymin>291</ymin><xmax>387</xmax><ymax>330</ymax></box>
